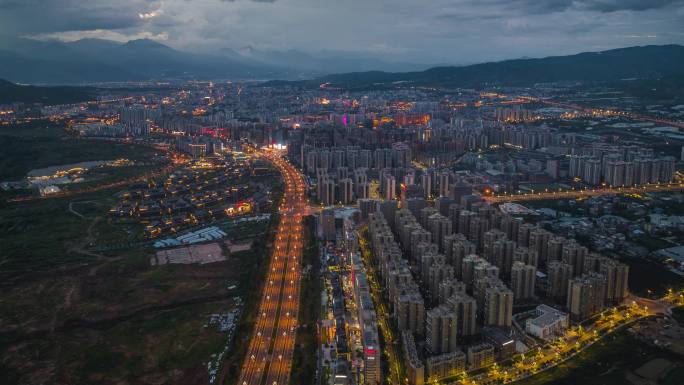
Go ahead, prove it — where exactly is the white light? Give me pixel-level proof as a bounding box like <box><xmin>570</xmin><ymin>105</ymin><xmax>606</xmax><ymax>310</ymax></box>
<box><xmin>138</xmin><ymin>11</ymin><xmax>159</xmax><ymax>20</ymax></box>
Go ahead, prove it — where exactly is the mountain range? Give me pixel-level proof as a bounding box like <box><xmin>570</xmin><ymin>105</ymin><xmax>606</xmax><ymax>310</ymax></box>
<box><xmin>0</xmin><ymin>37</ymin><xmax>430</xmax><ymax>85</ymax></box>
<box><xmin>1</xmin><ymin>39</ymin><xmax>682</xmax><ymax>91</ymax></box>
<box><xmin>268</xmin><ymin>44</ymin><xmax>684</xmax><ymax>90</ymax></box>
<box><xmin>0</xmin><ymin>37</ymin><xmax>289</xmax><ymax>84</ymax></box>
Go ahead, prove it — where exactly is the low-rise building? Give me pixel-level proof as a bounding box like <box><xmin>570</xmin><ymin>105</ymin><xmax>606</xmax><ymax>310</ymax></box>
<box><xmin>482</xmin><ymin>326</ymin><xmax>516</xmax><ymax>360</ymax></box>
<box><xmin>525</xmin><ymin>304</ymin><xmax>569</xmax><ymax>340</ymax></box>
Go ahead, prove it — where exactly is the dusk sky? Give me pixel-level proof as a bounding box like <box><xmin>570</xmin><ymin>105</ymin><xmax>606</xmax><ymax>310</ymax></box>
<box><xmin>2</xmin><ymin>0</ymin><xmax>684</xmax><ymax>64</ymax></box>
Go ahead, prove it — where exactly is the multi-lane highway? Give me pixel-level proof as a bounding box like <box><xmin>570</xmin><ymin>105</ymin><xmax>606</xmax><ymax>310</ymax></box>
<box><xmin>238</xmin><ymin>150</ymin><xmax>307</xmax><ymax>385</ymax></box>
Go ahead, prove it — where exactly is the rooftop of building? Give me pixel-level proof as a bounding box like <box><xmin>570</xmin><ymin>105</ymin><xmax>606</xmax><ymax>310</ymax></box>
<box><xmin>527</xmin><ymin>304</ymin><xmax>568</xmax><ymax>328</ymax></box>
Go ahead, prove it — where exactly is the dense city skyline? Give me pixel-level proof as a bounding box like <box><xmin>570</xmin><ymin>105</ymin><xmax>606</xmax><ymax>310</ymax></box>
<box><xmin>1</xmin><ymin>0</ymin><xmax>684</xmax><ymax>64</ymax></box>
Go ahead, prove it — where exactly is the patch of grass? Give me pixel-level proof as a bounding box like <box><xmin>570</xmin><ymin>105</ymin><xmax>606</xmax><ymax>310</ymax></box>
<box><xmin>138</xmin><ymin>265</ymin><xmax>178</xmax><ymax>283</ymax></box>
<box><xmin>0</xmin><ymin>196</ymin><xmax>97</xmax><ymax>276</ymax></box>
<box><xmin>48</xmin><ymin>301</ymin><xmax>229</xmax><ymax>384</ymax></box>
<box><xmin>221</xmin><ymin>219</ymin><xmax>270</xmax><ymax>242</ymax></box>
<box><xmin>0</xmin><ymin>188</ymin><xmax>130</xmax><ymax>279</ymax></box>
<box><xmin>80</xmin><ymin>344</ymin><xmax>126</xmax><ymax>373</ymax></box>
<box><xmin>514</xmin><ymin>330</ymin><xmax>682</xmax><ymax>385</ymax></box>
<box><xmin>0</xmin><ymin>361</ymin><xmax>21</xmax><ymax>385</ymax></box>
<box><xmin>670</xmin><ymin>307</ymin><xmax>684</xmax><ymax>325</ymax></box>
<box><xmin>661</xmin><ymin>366</ymin><xmax>684</xmax><ymax>385</ymax></box>
<box><xmin>136</xmin><ymin>305</ymin><xmax>225</xmax><ymax>371</ymax></box>
<box><xmin>621</xmin><ymin>257</ymin><xmax>683</xmax><ymax>297</ymax></box>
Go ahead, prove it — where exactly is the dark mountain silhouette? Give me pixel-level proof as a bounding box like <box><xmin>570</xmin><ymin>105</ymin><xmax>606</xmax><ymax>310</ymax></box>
<box><xmin>0</xmin><ymin>38</ymin><xmax>288</xmax><ymax>84</ymax></box>
<box><xmin>0</xmin><ymin>37</ymin><xmax>432</xmax><ymax>84</ymax></box>
<box><xmin>266</xmin><ymin>45</ymin><xmax>684</xmax><ymax>89</ymax></box>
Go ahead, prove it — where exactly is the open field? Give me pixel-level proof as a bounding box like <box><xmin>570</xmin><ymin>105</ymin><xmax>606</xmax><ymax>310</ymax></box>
<box><xmin>0</xmin><ymin>215</ymin><xmax>275</xmax><ymax>385</ymax></box>
<box><xmin>0</xmin><ymin>259</ymin><xmax>236</xmax><ymax>385</ymax></box>
<box><xmin>0</xmin><ymin>188</ymin><xmax>143</xmax><ymax>280</ymax></box>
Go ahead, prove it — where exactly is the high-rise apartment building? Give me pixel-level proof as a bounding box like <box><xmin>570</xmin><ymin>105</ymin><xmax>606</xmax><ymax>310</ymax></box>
<box><xmin>546</xmin><ymin>261</ymin><xmax>573</xmax><ymax>302</ymax></box>
<box><xmin>510</xmin><ymin>261</ymin><xmax>536</xmax><ymax>302</ymax></box>
<box><xmin>567</xmin><ymin>273</ymin><xmax>606</xmax><ymax>321</ymax></box>
<box><xmin>484</xmin><ymin>284</ymin><xmax>514</xmax><ymax>327</ymax></box>
<box><xmin>446</xmin><ymin>293</ymin><xmax>478</xmax><ymax>336</ymax></box>
<box><xmin>426</xmin><ymin>305</ymin><xmax>459</xmax><ymax>355</ymax></box>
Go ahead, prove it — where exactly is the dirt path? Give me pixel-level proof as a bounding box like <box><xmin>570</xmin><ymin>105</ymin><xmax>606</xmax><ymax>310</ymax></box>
<box><xmin>64</xmin><ymin>213</ymin><xmax>112</xmax><ymax>275</ymax></box>
<box><xmin>67</xmin><ymin>201</ymin><xmax>85</xmax><ymax>219</ymax></box>
<box><xmin>67</xmin><ymin>216</ymin><xmax>106</xmax><ymax>259</ymax></box>
<box><xmin>64</xmin><ymin>201</ymin><xmax>132</xmax><ymax>277</ymax></box>
<box><xmin>64</xmin><ymin>285</ymin><xmax>76</xmax><ymax>308</ymax></box>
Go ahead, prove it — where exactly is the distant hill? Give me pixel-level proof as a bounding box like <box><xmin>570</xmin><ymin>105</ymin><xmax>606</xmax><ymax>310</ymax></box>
<box><xmin>3</xmin><ymin>40</ymin><xmax>682</xmax><ymax>88</ymax></box>
<box><xmin>0</xmin><ymin>79</ymin><xmax>92</xmax><ymax>104</ymax></box>
<box><xmin>0</xmin><ymin>37</ymin><xmax>434</xmax><ymax>84</ymax></box>
<box><xmin>268</xmin><ymin>45</ymin><xmax>684</xmax><ymax>89</ymax></box>
<box><xmin>0</xmin><ymin>38</ymin><xmax>289</xmax><ymax>84</ymax></box>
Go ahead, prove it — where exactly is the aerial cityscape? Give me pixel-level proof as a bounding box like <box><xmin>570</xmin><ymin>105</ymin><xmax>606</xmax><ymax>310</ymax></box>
<box><xmin>1</xmin><ymin>2</ymin><xmax>684</xmax><ymax>385</ymax></box>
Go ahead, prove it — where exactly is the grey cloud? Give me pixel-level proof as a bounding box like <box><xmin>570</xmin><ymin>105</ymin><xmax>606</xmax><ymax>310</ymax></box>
<box><xmin>509</xmin><ymin>0</ymin><xmax>574</xmax><ymax>14</ymax></box>
<box><xmin>0</xmin><ymin>0</ymin><xmax>682</xmax><ymax>65</ymax></box>
<box><xmin>0</xmin><ymin>0</ymin><xmax>160</xmax><ymax>35</ymax></box>
<box><xmin>579</xmin><ymin>0</ymin><xmax>684</xmax><ymax>13</ymax></box>
<box><xmin>457</xmin><ymin>0</ymin><xmax>574</xmax><ymax>15</ymax></box>
<box><xmin>436</xmin><ymin>13</ymin><xmax>501</xmax><ymax>22</ymax></box>
<box><xmin>458</xmin><ymin>0</ymin><xmax>683</xmax><ymax>15</ymax></box>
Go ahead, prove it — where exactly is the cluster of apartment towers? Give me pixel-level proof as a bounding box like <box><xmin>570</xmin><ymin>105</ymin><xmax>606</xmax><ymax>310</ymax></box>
<box><xmin>362</xmin><ymin>195</ymin><xmax>629</xmax><ymax>384</ymax></box>
<box><xmin>301</xmin><ymin>143</ymin><xmax>413</xmax><ymax>206</ymax></box>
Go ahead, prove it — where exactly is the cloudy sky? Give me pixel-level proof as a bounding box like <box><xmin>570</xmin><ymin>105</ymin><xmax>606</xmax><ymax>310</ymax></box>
<box><xmin>1</xmin><ymin>0</ymin><xmax>683</xmax><ymax>64</ymax></box>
